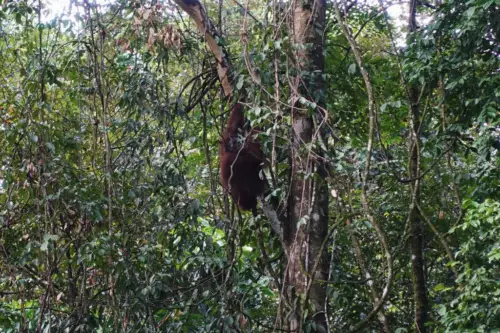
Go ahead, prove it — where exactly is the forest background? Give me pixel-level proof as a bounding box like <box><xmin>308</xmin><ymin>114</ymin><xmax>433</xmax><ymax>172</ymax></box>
<box><xmin>0</xmin><ymin>0</ymin><xmax>498</xmax><ymax>332</ymax></box>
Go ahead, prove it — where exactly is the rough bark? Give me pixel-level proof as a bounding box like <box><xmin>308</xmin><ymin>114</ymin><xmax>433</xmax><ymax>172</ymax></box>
<box><xmin>407</xmin><ymin>1</ymin><xmax>429</xmax><ymax>332</ymax></box>
<box><xmin>287</xmin><ymin>0</ymin><xmax>329</xmax><ymax>331</ymax></box>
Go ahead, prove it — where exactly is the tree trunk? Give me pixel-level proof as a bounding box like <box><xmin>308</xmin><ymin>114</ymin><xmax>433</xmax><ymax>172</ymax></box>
<box><xmin>407</xmin><ymin>1</ymin><xmax>429</xmax><ymax>332</ymax></box>
<box><xmin>286</xmin><ymin>0</ymin><xmax>329</xmax><ymax>331</ymax></box>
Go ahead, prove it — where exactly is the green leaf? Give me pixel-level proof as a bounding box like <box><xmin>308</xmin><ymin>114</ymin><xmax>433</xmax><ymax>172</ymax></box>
<box><xmin>434</xmin><ymin>283</ymin><xmax>446</xmax><ymax>292</ymax></box>
<box><xmin>445</xmin><ymin>81</ymin><xmax>458</xmax><ymax>90</ymax></box>
<box><xmin>236</xmin><ymin>75</ymin><xmax>244</xmax><ymax>90</ymax></box>
<box><xmin>348</xmin><ymin>63</ymin><xmax>357</xmax><ymax>74</ymax></box>
<box><xmin>242</xmin><ymin>245</ymin><xmax>253</xmax><ymax>253</ymax></box>
<box><xmin>465</xmin><ymin>6</ymin><xmax>476</xmax><ymax>18</ymax></box>
<box><xmin>45</xmin><ymin>142</ymin><xmax>55</xmax><ymax>153</ymax></box>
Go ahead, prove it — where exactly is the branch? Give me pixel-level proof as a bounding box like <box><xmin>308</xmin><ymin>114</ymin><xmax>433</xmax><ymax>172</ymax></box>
<box><xmin>173</xmin><ymin>0</ymin><xmax>284</xmax><ymax>238</ymax></box>
<box><xmin>334</xmin><ymin>5</ymin><xmax>394</xmax><ymax>332</ymax></box>
<box><xmin>172</xmin><ymin>0</ymin><xmax>234</xmax><ymax>97</ymax></box>
<box><xmin>347</xmin><ymin>220</ymin><xmax>390</xmax><ymax>332</ymax></box>
<box><xmin>260</xmin><ymin>195</ymin><xmax>284</xmax><ymax>245</ymax></box>
<box><xmin>416</xmin><ymin>202</ymin><xmax>458</xmax><ymax>279</ymax></box>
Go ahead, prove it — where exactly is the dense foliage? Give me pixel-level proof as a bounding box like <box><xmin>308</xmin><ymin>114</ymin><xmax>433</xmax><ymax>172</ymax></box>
<box><xmin>0</xmin><ymin>0</ymin><xmax>498</xmax><ymax>332</ymax></box>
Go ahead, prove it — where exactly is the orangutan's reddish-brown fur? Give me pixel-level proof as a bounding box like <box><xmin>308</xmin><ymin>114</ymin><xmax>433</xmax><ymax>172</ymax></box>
<box><xmin>219</xmin><ymin>103</ymin><xmax>266</xmax><ymax>211</ymax></box>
